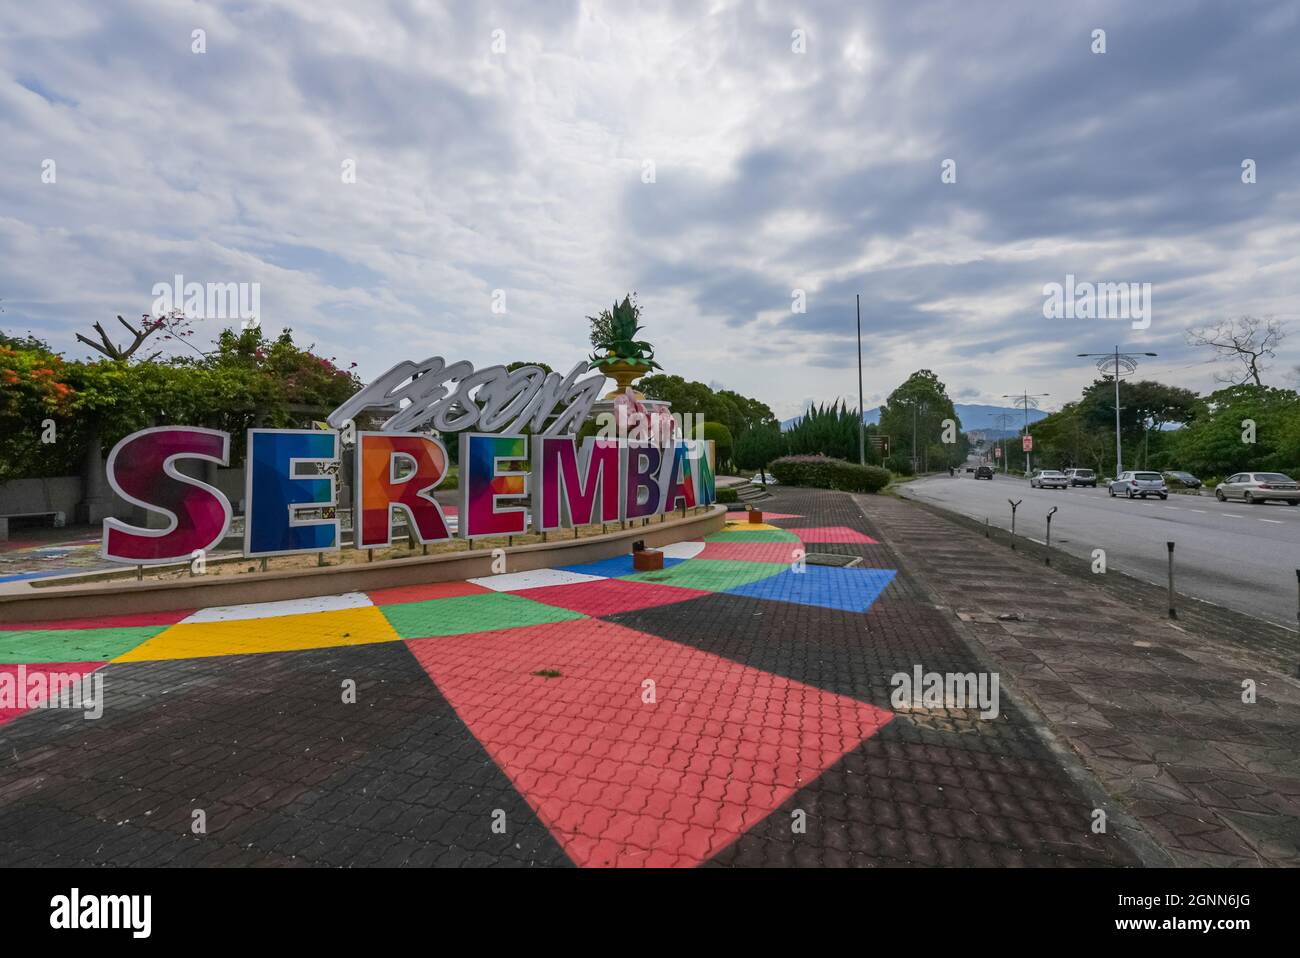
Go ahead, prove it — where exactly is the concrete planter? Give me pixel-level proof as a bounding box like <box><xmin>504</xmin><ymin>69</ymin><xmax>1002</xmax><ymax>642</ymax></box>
<box><xmin>0</xmin><ymin>506</ymin><xmax>726</xmax><ymax>623</ymax></box>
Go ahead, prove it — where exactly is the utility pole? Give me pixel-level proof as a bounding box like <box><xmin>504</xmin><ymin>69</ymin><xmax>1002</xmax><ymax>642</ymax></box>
<box><xmin>912</xmin><ymin>402</ymin><xmax>918</xmax><ymax>473</ymax></box>
<box><xmin>993</xmin><ymin>412</ymin><xmax>1014</xmax><ymax>474</ymax></box>
<box><xmin>856</xmin><ymin>294</ymin><xmax>865</xmax><ymax>466</ymax></box>
<box><xmin>1077</xmin><ymin>347</ymin><xmax>1157</xmax><ymax>477</ymax></box>
<box><xmin>1003</xmin><ymin>391</ymin><xmax>1048</xmax><ymax>475</ymax></box>
<box><xmin>911</xmin><ymin>400</ymin><xmax>929</xmax><ymax>474</ymax></box>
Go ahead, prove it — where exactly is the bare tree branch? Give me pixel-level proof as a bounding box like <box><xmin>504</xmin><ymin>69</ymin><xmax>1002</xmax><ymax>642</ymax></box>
<box><xmin>1184</xmin><ymin>315</ymin><xmax>1286</xmax><ymax>387</ymax></box>
<box><xmin>77</xmin><ymin>314</ymin><xmax>160</xmax><ymax>360</ymax></box>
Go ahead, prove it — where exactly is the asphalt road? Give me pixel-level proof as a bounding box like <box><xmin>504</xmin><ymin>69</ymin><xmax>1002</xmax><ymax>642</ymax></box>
<box><xmin>900</xmin><ymin>472</ymin><xmax>1300</xmax><ymax>630</ymax></box>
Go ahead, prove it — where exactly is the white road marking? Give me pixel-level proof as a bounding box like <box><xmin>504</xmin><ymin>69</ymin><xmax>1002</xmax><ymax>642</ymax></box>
<box><xmin>1187</xmin><ymin>509</ymin><xmax>1207</xmax><ymax>514</ymax></box>
<box><xmin>1224</xmin><ymin>514</ymin><xmax>1245</xmax><ymax>519</ymax></box>
<box><xmin>1259</xmin><ymin>518</ymin><xmax>1283</xmax><ymax>524</ymax></box>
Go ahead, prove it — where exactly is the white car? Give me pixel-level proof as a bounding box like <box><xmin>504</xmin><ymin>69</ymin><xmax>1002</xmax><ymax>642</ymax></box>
<box><xmin>1214</xmin><ymin>472</ymin><xmax>1300</xmax><ymax>505</ymax></box>
<box><xmin>1108</xmin><ymin>471</ymin><xmax>1168</xmax><ymax>500</ymax></box>
<box><xmin>1029</xmin><ymin>469</ymin><xmax>1068</xmax><ymax>489</ymax></box>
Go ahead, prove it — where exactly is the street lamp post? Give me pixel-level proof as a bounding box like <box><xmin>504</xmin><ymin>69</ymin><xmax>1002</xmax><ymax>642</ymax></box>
<box><xmin>993</xmin><ymin>412</ymin><xmax>1014</xmax><ymax>474</ymax></box>
<box><xmin>911</xmin><ymin>400</ymin><xmax>929</xmax><ymax>474</ymax></box>
<box><xmin>1077</xmin><ymin>347</ymin><xmax>1157</xmax><ymax>477</ymax></box>
<box><xmin>1003</xmin><ymin>391</ymin><xmax>1049</xmax><ymax>475</ymax></box>
<box><xmin>856</xmin><ymin>294</ymin><xmax>865</xmax><ymax>466</ymax></box>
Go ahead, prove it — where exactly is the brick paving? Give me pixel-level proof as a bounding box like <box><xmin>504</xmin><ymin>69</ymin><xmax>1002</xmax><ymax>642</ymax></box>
<box><xmin>863</xmin><ymin>492</ymin><xmax>1300</xmax><ymax>866</ymax></box>
<box><xmin>0</xmin><ymin>491</ymin><xmax>1154</xmax><ymax>866</ymax></box>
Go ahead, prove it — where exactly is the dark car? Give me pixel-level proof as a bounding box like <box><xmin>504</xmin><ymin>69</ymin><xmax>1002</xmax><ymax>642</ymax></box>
<box><xmin>1164</xmin><ymin>470</ymin><xmax>1202</xmax><ymax>489</ymax></box>
<box><xmin>1063</xmin><ymin>468</ymin><xmax>1097</xmax><ymax>487</ymax></box>
<box><xmin>975</xmin><ymin>466</ymin><xmax>994</xmax><ymax>480</ymax></box>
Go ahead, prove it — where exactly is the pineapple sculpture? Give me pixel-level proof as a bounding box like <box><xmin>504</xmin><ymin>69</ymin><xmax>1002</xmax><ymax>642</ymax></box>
<box><xmin>587</xmin><ymin>294</ymin><xmax>662</xmax><ymax>399</ymax></box>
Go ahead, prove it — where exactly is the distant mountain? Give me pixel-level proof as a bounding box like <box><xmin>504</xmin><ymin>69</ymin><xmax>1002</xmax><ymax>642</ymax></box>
<box><xmin>781</xmin><ymin>403</ymin><xmax>1049</xmax><ymax>434</ymax></box>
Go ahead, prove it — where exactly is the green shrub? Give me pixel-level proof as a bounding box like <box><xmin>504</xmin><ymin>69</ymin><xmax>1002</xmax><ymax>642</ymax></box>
<box><xmin>884</xmin><ymin>453</ymin><xmax>914</xmax><ymax>477</ymax></box>
<box><xmin>716</xmin><ymin>487</ymin><xmax>739</xmax><ymax>503</ymax></box>
<box><xmin>702</xmin><ymin>421</ymin><xmax>734</xmax><ymax>471</ymax></box>
<box><xmin>769</xmin><ymin>455</ymin><xmax>891</xmax><ymax>493</ymax></box>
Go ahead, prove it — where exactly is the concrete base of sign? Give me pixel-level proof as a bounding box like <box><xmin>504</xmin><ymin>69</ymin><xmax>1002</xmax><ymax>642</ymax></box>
<box><xmin>0</xmin><ymin>506</ymin><xmax>726</xmax><ymax>623</ymax></box>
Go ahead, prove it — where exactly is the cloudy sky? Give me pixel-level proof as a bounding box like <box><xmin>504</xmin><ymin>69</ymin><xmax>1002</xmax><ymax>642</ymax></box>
<box><xmin>3</xmin><ymin>0</ymin><xmax>1299</xmax><ymax>420</ymax></box>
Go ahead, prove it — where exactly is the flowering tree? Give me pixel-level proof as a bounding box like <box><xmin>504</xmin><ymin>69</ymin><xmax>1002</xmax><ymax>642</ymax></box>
<box><xmin>0</xmin><ymin>325</ymin><xmax>362</xmax><ymax>482</ymax></box>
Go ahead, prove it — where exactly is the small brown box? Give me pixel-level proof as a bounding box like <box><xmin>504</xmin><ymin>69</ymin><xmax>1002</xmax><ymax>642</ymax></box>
<box><xmin>632</xmin><ymin>549</ymin><xmax>664</xmax><ymax>571</ymax></box>
<box><xmin>747</xmin><ymin>509</ymin><xmax>763</xmax><ymax>524</ymax></box>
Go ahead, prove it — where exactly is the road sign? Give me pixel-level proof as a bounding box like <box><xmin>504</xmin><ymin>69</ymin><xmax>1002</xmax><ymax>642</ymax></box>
<box><xmin>1022</xmin><ymin>435</ymin><xmax>1033</xmax><ymax>452</ymax></box>
<box><xmin>995</xmin><ymin>446</ymin><xmax>1001</xmax><ymax>459</ymax></box>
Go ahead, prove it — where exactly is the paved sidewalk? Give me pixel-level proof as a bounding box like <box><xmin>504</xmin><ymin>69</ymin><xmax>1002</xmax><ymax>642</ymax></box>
<box><xmin>861</xmin><ymin>493</ymin><xmax>1300</xmax><ymax>866</ymax></box>
<box><xmin>0</xmin><ymin>488</ymin><xmax>1157</xmax><ymax>867</ymax></box>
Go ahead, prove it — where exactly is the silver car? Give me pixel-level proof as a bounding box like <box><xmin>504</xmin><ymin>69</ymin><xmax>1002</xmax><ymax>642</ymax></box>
<box><xmin>1029</xmin><ymin>469</ymin><xmax>1068</xmax><ymax>489</ymax></box>
<box><xmin>1214</xmin><ymin>472</ymin><xmax>1300</xmax><ymax>505</ymax></box>
<box><xmin>1108</xmin><ymin>470</ymin><xmax>1168</xmax><ymax>500</ymax></box>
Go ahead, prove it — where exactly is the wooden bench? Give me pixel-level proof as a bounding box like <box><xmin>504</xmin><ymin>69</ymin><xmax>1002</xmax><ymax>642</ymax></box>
<box><xmin>0</xmin><ymin>511</ymin><xmax>66</xmax><ymax>542</ymax></box>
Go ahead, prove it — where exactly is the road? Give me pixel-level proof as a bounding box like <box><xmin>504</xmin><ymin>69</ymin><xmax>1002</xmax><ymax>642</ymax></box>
<box><xmin>900</xmin><ymin>472</ymin><xmax>1300</xmax><ymax>630</ymax></box>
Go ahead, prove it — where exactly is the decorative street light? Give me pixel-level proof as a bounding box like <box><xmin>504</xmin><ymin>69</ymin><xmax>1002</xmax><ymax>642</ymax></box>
<box><xmin>993</xmin><ymin>412</ymin><xmax>1016</xmax><ymax>473</ymax></box>
<box><xmin>856</xmin><ymin>294</ymin><xmax>865</xmax><ymax>466</ymax></box>
<box><xmin>1077</xmin><ymin>347</ymin><xmax>1157</xmax><ymax>478</ymax></box>
<box><xmin>1003</xmin><ymin>391</ymin><xmax>1049</xmax><ymax>475</ymax></box>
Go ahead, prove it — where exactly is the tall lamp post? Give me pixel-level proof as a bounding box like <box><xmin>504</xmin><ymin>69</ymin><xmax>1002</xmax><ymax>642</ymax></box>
<box><xmin>1077</xmin><ymin>347</ymin><xmax>1157</xmax><ymax>477</ymax></box>
<box><xmin>911</xmin><ymin>400</ymin><xmax>929</xmax><ymax>474</ymax></box>
<box><xmin>993</xmin><ymin>412</ymin><xmax>1015</xmax><ymax>474</ymax></box>
<box><xmin>1003</xmin><ymin>391</ymin><xmax>1049</xmax><ymax>475</ymax></box>
<box><xmin>856</xmin><ymin>294</ymin><xmax>865</xmax><ymax>466</ymax></box>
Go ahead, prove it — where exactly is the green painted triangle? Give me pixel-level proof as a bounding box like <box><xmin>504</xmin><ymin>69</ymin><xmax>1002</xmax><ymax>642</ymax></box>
<box><xmin>379</xmin><ymin>592</ymin><xmax>585</xmax><ymax>639</ymax></box>
<box><xmin>0</xmin><ymin>626</ymin><xmax>169</xmax><ymax>664</ymax></box>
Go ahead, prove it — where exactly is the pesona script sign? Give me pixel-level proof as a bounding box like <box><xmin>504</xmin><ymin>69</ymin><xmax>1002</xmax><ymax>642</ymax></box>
<box><xmin>101</xmin><ymin>358</ymin><xmax>715</xmax><ymax>564</ymax></box>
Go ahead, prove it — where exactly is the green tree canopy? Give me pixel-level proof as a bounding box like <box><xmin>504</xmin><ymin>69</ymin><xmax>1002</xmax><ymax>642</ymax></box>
<box><xmin>877</xmin><ymin>370</ymin><xmax>961</xmax><ymax>472</ymax></box>
<box><xmin>1167</xmin><ymin>384</ymin><xmax>1300</xmax><ymax>479</ymax></box>
<box><xmin>638</xmin><ymin>374</ymin><xmax>776</xmax><ymax>438</ymax></box>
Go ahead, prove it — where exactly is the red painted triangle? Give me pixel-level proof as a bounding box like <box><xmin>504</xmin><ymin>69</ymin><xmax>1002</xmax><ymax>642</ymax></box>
<box><xmin>406</xmin><ymin>619</ymin><xmax>892</xmax><ymax>867</ymax></box>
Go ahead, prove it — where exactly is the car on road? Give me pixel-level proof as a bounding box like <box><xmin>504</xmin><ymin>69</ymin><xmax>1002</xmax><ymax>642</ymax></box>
<box><xmin>1029</xmin><ymin>469</ymin><xmax>1069</xmax><ymax>489</ymax></box>
<box><xmin>1164</xmin><ymin>470</ymin><xmax>1202</xmax><ymax>489</ymax></box>
<box><xmin>1108</xmin><ymin>471</ymin><xmax>1168</xmax><ymax>500</ymax></box>
<box><xmin>1214</xmin><ymin>472</ymin><xmax>1300</xmax><ymax>505</ymax></box>
<box><xmin>1063</xmin><ymin>468</ymin><xmax>1097</xmax><ymax>488</ymax></box>
<box><xmin>975</xmin><ymin>465</ymin><xmax>994</xmax><ymax>480</ymax></box>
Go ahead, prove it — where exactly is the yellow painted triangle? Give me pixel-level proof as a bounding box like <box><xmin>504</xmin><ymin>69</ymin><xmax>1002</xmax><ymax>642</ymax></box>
<box><xmin>113</xmin><ymin>606</ymin><xmax>400</xmax><ymax>663</ymax></box>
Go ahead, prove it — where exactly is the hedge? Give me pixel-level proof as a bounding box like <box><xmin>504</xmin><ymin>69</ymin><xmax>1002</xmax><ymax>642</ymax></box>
<box><xmin>768</xmin><ymin>455</ymin><xmax>892</xmax><ymax>493</ymax></box>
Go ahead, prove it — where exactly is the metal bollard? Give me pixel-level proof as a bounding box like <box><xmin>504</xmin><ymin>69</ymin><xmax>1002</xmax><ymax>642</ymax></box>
<box><xmin>1045</xmin><ymin>506</ymin><xmax>1058</xmax><ymax>565</ymax></box>
<box><xmin>1166</xmin><ymin>542</ymin><xmax>1177</xmax><ymax>619</ymax></box>
<box><xmin>1008</xmin><ymin>499</ymin><xmax>1022</xmax><ymax>550</ymax></box>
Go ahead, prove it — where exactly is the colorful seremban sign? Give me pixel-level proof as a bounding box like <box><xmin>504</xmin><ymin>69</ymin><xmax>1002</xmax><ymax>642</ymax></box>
<box><xmin>101</xmin><ymin>358</ymin><xmax>715</xmax><ymax>564</ymax></box>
